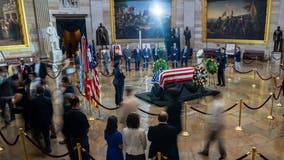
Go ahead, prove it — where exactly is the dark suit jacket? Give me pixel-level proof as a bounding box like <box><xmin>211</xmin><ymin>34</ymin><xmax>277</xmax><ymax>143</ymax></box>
<box><xmin>181</xmin><ymin>48</ymin><xmax>191</xmax><ymax>60</ymax></box>
<box><xmin>17</xmin><ymin>64</ymin><xmax>30</xmax><ymax>82</ymax></box>
<box><xmin>133</xmin><ymin>48</ymin><xmax>142</xmax><ymax>62</ymax></box>
<box><xmin>30</xmin><ymin>62</ymin><xmax>47</xmax><ymax>79</ymax></box>
<box><xmin>29</xmin><ymin>95</ymin><xmax>53</xmax><ymax>128</ymax></box>
<box><xmin>148</xmin><ymin>123</ymin><xmax>179</xmax><ymax>160</ymax></box>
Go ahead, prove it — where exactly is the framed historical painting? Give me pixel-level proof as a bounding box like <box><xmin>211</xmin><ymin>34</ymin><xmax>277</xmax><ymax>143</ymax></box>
<box><xmin>110</xmin><ymin>0</ymin><xmax>176</xmax><ymax>43</ymax></box>
<box><xmin>202</xmin><ymin>0</ymin><xmax>271</xmax><ymax>44</ymax></box>
<box><xmin>0</xmin><ymin>0</ymin><xmax>29</xmax><ymax>50</ymax></box>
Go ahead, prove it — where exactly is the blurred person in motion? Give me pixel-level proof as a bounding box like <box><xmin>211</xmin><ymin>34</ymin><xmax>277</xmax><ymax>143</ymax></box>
<box><xmin>104</xmin><ymin>115</ymin><xmax>124</xmax><ymax>160</ymax></box>
<box><xmin>166</xmin><ymin>88</ymin><xmax>182</xmax><ymax>134</ymax></box>
<box><xmin>119</xmin><ymin>86</ymin><xmax>138</xmax><ymax>128</ymax></box>
<box><xmin>199</xmin><ymin>94</ymin><xmax>226</xmax><ymax>160</ymax></box>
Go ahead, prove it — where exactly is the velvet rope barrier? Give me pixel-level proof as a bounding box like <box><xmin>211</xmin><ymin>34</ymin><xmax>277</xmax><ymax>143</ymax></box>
<box><xmin>138</xmin><ymin>108</ymin><xmax>159</xmax><ymax>116</ymax></box>
<box><xmin>76</xmin><ymin>86</ymin><xmax>121</xmax><ymax>111</ymax></box>
<box><xmin>255</xmin><ymin>71</ymin><xmax>272</xmax><ymax>80</ymax></box>
<box><xmin>232</xmin><ymin>66</ymin><xmax>254</xmax><ymax>74</ymax></box>
<box><xmin>190</xmin><ymin>106</ymin><xmax>212</xmax><ymax>115</ymax></box>
<box><xmin>24</xmin><ymin>134</ymin><xmax>72</xmax><ymax>158</ymax></box>
<box><xmin>99</xmin><ymin>71</ymin><xmax>113</xmax><ymax>77</ymax></box>
<box><xmin>273</xmin><ymin>88</ymin><xmax>282</xmax><ymax>100</ymax></box>
<box><xmin>221</xmin><ymin>103</ymin><xmax>238</xmax><ymax>113</ymax></box>
<box><xmin>242</xmin><ymin>57</ymin><xmax>255</xmax><ymax>64</ymax></box>
<box><xmin>242</xmin><ymin>95</ymin><xmax>272</xmax><ymax>110</ymax></box>
<box><xmin>47</xmin><ymin>69</ymin><xmax>62</xmax><ymax>79</ymax></box>
<box><xmin>81</xmin><ymin>147</ymin><xmax>96</xmax><ymax>160</ymax></box>
<box><xmin>0</xmin><ymin>131</ymin><xmax>20</xmax><ymax>146</ymax></box>
<box><xmin>235</xmin><ymin>152</ymin><xmax>251</xmax><ymax>160</ymax></box>
<box><xmin>257</xmin><ymin>152</ymin><xmax>270</xmax><ymax>160</ymax></box>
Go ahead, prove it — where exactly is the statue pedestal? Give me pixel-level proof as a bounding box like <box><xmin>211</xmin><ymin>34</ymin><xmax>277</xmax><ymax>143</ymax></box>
<box><xmin>271</xmin><ymin>51</ymin><xmax>282</xmax><ymax>65</ymax></box>
<box><xmin>50</xmin><ymin>49</ymin><xmax>63</xmax><ymax>64</ymax></box>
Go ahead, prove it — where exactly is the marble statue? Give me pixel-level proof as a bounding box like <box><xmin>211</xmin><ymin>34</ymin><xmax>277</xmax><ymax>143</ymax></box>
<box><xmin>46</xmin><ymin>22</ymin><xmax>60</xmax><ymax>50</ymax></box>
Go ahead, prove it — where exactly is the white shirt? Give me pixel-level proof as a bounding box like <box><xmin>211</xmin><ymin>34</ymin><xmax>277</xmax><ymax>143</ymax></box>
<box><xmin>122</xmin><ymin>127</ymin><xmax>147</xmax><ymax>156</ymax></box>
<box><xmin>34</xmin><ymin>63</ymin><xmax>40</xmax><ymax>77</ymax></box>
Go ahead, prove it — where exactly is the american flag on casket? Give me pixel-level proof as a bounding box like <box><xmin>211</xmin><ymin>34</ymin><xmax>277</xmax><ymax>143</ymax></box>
<box><xmin>157</xmin><ymin>67</ymin><xmax>195</xmax><ymax>88</ymax></box>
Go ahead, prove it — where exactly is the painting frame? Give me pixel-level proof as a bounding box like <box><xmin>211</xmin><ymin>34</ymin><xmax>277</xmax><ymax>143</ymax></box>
<box><xmin>202</xmin><ymin>0</ymin><xmax>272</xmax><ymax>44</ymax></box>
<box><xmin>110</xmin><ymin>0</ymin><xmax>176</xmax><ymax>43</ymax></box>
<box><xmin>0</xmin><ymin>0</ymin><xmax>30</xmax><ymax>50</ymax></box>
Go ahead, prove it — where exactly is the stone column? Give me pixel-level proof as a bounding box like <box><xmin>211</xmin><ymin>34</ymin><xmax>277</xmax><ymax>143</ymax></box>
<box><xmin>33</xmin><ymin>0</ymin><xmax>50</xmax><ymax>58</ymax></box>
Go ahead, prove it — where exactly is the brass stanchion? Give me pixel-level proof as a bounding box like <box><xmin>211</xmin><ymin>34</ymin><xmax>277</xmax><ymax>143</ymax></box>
<box><xmin>252</xmin><ymin>68</ymin><xmax>256</xmax><ymax>88</ymax></box>
<box><xmin>19</xmin><ymin>128</ymin><xmax>29</xmax><ymax>160</ymax></box>
<box><xmin>76</xmin><ymin>143</ymin><xmax>82</xmax><ymax>160</ymax></box>
<box><xmin>0</xmin><ymin>145</ymin><xmax>4</xmax><ymax>152</ymax></box>
<box><xmin>251</xmin><ymin>147</ymin><xmax>257</xmax><ymax>160</ymax></box>
<box><xmin>157</xmin><ymin>152</ymin><xmax>162</xmax><ymax>160</ymax></box>
<box><xmin>235</xmin><ymin>99</ymin><xmax>242</xmax><ymax>131</ymax></box>
<box><xmin>181</xmin><ymin>103</ymin><xmax>190</xmax><ymax>137</ymax></box>
<box><xmin>228</xmin><ymin>64</ymin><xmax>232</xmax><ymax>82</ymax></box>
<box><xmin>267</xmin><ymin>92</ymin><xmax>275</xmax><ymax>120</ymax></box>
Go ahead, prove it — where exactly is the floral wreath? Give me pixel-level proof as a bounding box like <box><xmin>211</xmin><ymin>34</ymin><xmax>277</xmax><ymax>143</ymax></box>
<box><xmin>205</xmin><ymin>58</ymin><xmax>217</xmax><ymax>74</ymax></box>
<box><xmin>193</xmin><ymin>66</ymin><xmax>208</xmax><ymax>86</ymax></box>
<box><xmin>152</xmin><ymin>59</ymin><xmax>168</xmax><ymax>74</ymax></box>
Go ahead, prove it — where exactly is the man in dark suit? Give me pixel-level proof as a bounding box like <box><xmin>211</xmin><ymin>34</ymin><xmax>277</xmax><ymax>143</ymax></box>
<box><xmin>30</xmin><ymin>86</ymin><xmax>53</xmax><ymax>153</ymax></box>
<box><xmin>142</xmin><ymin>44</ymin><xmax>151</xmax><ymax>70</ymax></box>
<box><xmin>152</xmin><ymin>44</ymin><xmax>160</xmax><ymax>62</ymax></box>
<box><xmin>181</xmin><ymin>45</ymin><xmax>191</xmax><ymax>67</ymax></box>
<box><xmin>17</xmin><ymin>58</ymin><xmax>30</xmax><ymax>83</ymax></box>
<box><xmin>170</xmin><ymin>43</ymin><xmax>179</xmax><ymax>68</ymax></box>
<box><xmin>148</xmin><ymin>111</ymin><xmax>179</xmax><ymax>160</ymax></box>
<box><xmin>30</xmin><ymin>56</ymin><xmax>47</xmax><ymax>80</ymax></box>
<box><xmin>216</xmin><ymin>47</ymin><xmax>227</xmax><ymax>87</ymax></box>
<box><xmin>133</xmin><ymin>44</ymin><xmax>142</xmax><ymax>71</ymax></box>
<box><xmin>123</xmin><ymin>44</ymin><xmax>132</xmax><ymax>72</ymax></box>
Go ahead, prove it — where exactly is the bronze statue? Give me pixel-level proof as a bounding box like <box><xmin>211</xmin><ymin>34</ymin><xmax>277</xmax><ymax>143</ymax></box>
<box><xmin>273</xmin><ymin>26</ymin><xmax>283</xmax><ymax>52</ymax></box>
<box><xmin>96</xmin><ymin>23</ymin><xmax>109</xmax><ymax>49</ymax></box>
<box><xmin>184</xmin><ymin>26</ymin><xmax>191</xmax><ymax>48</ymax></box>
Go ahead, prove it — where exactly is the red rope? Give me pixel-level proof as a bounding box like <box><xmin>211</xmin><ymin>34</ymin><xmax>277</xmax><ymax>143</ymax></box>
<box><xmin>0</xmin><ymin>131</ymin><xmax>19</xmax><ymax>146</ymax></box>
<box><xmin>255</xmin><ymin>71</ymin><xmax>272</xmax><ymax>80</ymax></box>
<box><xmin>25</xmin><ymin>134</ymin><xmax>72</xmax><ymax>158</ymax></box>
<box><xmin>232</xmin><ymin>66</ymin><xmax>254</xmax><ymax>74</ymax></box>
<box><xmin>243</xmin><ymin>95</ymin><xmax>272</xmax><ymax>110</ymax></box>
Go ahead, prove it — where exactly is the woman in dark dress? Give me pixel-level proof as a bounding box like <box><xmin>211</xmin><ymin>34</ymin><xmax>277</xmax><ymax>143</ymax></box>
<box><xmin>113</xmin><ymin>62</ymin><xmax>125</xmax><ymax>106</ymax></box>
<box><xmin>104</xmin><ymin>115</ymin><xmax>124</xmax><ymax>160</ymax></box>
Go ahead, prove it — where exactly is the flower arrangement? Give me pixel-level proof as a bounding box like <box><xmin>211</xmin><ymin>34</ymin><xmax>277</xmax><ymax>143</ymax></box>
<box><xmin>152</xmin><ymin>59</ymin><xmax>168</xmax><ymax>74</ymax></box>
<box><xmin>205</xmin><ymin>58</ymin><xmax>217</xmax><ymax>74</ymax></box>
<box><xmin>193</xmin><ymin>66</ymin><xmax>208</xmax><ymax>86</ymax></box>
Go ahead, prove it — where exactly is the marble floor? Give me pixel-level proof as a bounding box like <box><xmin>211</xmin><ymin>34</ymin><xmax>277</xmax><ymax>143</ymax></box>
<box><xmin>1</xmin><ymin>57</ymin><xmax>284</xmax><ymax>160</ymax></box>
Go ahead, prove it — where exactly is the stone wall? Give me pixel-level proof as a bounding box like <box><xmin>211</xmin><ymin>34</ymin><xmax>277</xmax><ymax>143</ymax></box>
<box><xmin>2</xmin><ymin>0</ymin><xmax>39</xmax><ymax>59</ymax></box>
<box><xmin>3</xmin><ymin>0</ymin><xmax>284</xmax><ymax>59</ymax></box>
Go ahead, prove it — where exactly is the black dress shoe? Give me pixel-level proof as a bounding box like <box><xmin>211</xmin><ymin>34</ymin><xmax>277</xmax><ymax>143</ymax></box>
<box><xmin>217</xmin><ymin>83</ymin><xmax>221</xmax><ymax>86</ymax></box>
<box><xmin>198</xmin><ymin>151</ymin><xmax>209</xmax><ymax>156</ymax></box>
<box><xmin>221</xmin><ymin>84</ymin><xmax>226</xmax><ymax>87</ymax></box>
<box><xmin>219</xmin><ymin>155</ymin><xmax>227</xmax><ymax>160</ymax></box>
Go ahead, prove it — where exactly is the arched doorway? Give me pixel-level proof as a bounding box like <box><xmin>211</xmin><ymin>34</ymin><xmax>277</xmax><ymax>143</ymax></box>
<box><xmin>56</xmin><ymin>18</ymin><xmax>87</xmax><ymax>58</ymax></box>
